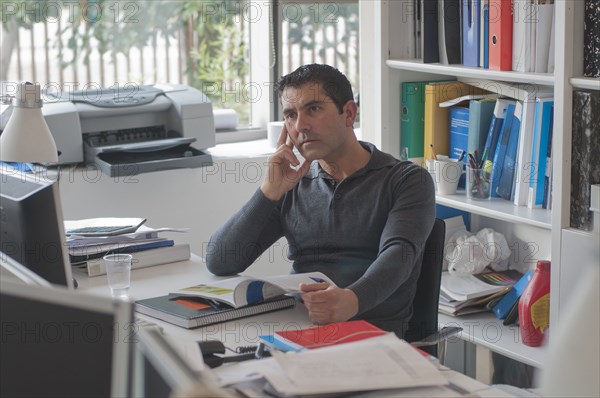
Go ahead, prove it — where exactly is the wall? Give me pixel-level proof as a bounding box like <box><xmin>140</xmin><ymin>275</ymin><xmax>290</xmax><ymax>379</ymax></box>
<box><xmin>58</xmin><ymin>156</ymin><xmax>290</xmax><ymax>277</ymax></box>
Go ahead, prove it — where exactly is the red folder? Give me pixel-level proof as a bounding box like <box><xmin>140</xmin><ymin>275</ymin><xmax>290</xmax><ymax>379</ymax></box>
<box><xmin>488</xmin><ymin>0</ymin><xmax>513</xmax><ymax>71</ymax></box>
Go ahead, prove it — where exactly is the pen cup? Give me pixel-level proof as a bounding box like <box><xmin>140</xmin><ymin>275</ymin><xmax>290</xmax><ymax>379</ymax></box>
<box><xmin>466</xmin><ymin>165</ymin><xmax>491</xmax><ymax>200</ymax></box>
<box><xmin>429</xmin><ymin>158</ymin><xmax>463</xmax><ymax>195</ymax></box>
<box><xmin>104</xmin><ymin>254</ymin><xmax>132</xmax><ymax>299</ymax></box>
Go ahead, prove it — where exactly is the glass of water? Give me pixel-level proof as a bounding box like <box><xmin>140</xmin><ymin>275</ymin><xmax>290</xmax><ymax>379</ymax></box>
<box><xmin>103</xmin><ymin>254</ymin><xmax>132</xmax><ymax>299</ymax></box>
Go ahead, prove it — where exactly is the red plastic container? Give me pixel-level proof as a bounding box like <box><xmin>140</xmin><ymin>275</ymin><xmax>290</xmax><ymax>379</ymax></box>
<box><xmin>518</xmin><ymin>260</ymin><xmax>551</xmax><ymax>347</ymax></box>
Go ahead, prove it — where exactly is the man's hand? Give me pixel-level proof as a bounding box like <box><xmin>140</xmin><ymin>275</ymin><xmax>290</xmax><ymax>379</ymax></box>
<box><xmin>299</xmin><ymin>283</ymin><xmax>359</xmax><ymax>325</ymax></box>
<box><xmin>260</xmin><ymin>125</ymin><xmax>311</xmax><ymax>201</ymax></box>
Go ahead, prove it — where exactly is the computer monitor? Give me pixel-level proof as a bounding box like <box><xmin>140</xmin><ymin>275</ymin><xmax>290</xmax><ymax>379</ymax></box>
<box><xmin>0</xmin><ymin>167</ymin><xmax>74</xmax><ymax>288</ymax></box>
<box><xmin>0</xmin><ymin>279</ymin><xmax>133</xmax><ymax>397</ymax></box>
<box><xmin>133</xmin><ymin>327</ymin><xmax>232</xmax><ymax>398</ymax></box>
<box><xmin>0</xmin><ymin>249</ymin><xmax>52</xmax><ymax>286</ymax></box>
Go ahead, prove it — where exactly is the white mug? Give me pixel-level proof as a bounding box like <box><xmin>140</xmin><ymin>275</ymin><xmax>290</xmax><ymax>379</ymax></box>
<box><xmin>429</xmin><ymin>158</ymin><xmax>463</xmax><ymax>195</ymax></box>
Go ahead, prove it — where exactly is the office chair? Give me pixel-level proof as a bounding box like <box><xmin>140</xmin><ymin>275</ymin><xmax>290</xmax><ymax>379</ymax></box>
<box><xmin>403</xmin><ymin>218</ymin><xmax>461</xmax><ymax>362</ymax></box>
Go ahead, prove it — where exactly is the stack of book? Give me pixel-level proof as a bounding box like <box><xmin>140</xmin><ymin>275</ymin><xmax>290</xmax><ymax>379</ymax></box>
<box><xmin>439</xmin><ymin>269</ymin><xmax>522</xmax><ymax>316</ymax></box>
<box><xmin>65</xmin><ymin>217</ymin><xmax>190</xmax><ymax>277</ymax></box>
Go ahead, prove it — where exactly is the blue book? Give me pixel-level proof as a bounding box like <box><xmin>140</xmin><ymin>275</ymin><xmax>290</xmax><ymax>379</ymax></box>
<box><xmin>542</xmin><ymin>109</ymin><xmax>555</xmax><ymax>210</ymax></box>
<box><xmin>449</xmin><ymin>106</ymin><xmax>470</xmax><ymax>159</ymax></box>
<box><xmin>462</xmin><ymin>0</ymin><xmax>481</xmax><ymax>67</ymax></box>
<box><xmin>497</xmin><ymin>102</ymin><xmax>523</xmax><ymax>200</ymax></box>
<box><xmin>492</xmin><ymin>271</ymin><xmax>533</xmax><ymax>319</ymax></box>
<box><xmin>482</xmin><ymin>99</ymin><xmax>512</xmax><ymax>169</ymax></box>
<box><xmin>69</xmin><ymin>239</ymin><xmax>175</xmax><ymax>263</ymax></box>
<box><xmin>481</xmin><ymin>0</ymin><xmax>489</xmax><ymax>68</ymax></box>
<box><xmin>489</xmin><ymin>103</ymin><xmax>517</xmax><ymax>198</ymax></box>
<box><xmin>531</xmin><ymin>100</ymin><xmax>555</xmax><ymax>206</ymax></box>
<box><xmin>468</xmin><ymin>98</ymin><xmax>496</xmax><ymax>156</ymax></box>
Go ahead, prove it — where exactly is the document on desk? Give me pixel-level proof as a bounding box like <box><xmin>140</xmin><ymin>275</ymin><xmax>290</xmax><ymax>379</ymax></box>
<box><xmin>265</xmin><ymin>333</ymin><xmax>448</xmax><ymax>396</ymax></box>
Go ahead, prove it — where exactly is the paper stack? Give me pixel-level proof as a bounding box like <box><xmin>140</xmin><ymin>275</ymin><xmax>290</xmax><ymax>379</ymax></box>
<box><xmin>439</xmin><ymin>269</ymin><xmax>522</xmax><ymax>316</ymax></box>
<box><xmin>66</xmin><ymin>218</ymin><xmax>190</xmax><ymax>277</ymax></box>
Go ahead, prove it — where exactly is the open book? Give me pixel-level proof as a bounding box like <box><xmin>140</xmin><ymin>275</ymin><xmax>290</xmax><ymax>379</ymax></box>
<box><xmin>440</xmin><ymin>270</ymin><xmax>522</xmax><ymax>302</ymax></box>
<box><xmin>171</xmin><ymin>272</ymin><xmax>336</xmax><ymax>308</ymax></box>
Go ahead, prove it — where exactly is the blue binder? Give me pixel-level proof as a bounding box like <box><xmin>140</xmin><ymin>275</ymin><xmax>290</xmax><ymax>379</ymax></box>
<box><xmin>489</xmin><ymin>103</ymin><xmax>516</xmax><ymax>198</ymax></box>
<box><xmin>497</xmin><ymin>102</ymin><xmax>523</xmax><ymax>200</ymax></box>
<box><xmin>462</xmin><ymin>0</ymin><xmax>481</xmax><ymax>67</ymax></box>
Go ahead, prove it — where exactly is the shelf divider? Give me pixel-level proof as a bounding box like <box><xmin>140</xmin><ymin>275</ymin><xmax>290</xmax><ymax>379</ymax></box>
<box><xmin>436</xmin><ymin>191</ymin><xmax>552</xmax><ymax>230</ymax></box>
<box><xmin>387</xmin><ymin>59</ymin><xmax>555</xmax><ymax>86</ymax></box>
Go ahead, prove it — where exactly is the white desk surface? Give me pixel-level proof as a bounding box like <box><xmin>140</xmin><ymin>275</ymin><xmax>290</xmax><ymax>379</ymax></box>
<box><xmin>76</xmin><ymin>254</ymin><xmax>313</xmax><ymax>369</ymax></box>
<box><xmin>77</xmin><ymin>255</ymin><xmax>516</xmax><ymax>397</ymax></box>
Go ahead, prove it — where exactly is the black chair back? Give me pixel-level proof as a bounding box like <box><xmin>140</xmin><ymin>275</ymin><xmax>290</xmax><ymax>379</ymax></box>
<box><xmin>404</xmin><ymin>218</ymin><xmax>445</xmax><ymax>356</ymax></box>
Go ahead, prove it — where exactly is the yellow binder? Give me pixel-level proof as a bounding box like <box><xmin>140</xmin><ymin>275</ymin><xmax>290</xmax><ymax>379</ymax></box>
<box><xmin>424</xmin><ymin>81</ymin><xmax>487</xmax><ymax>159</ymax></box>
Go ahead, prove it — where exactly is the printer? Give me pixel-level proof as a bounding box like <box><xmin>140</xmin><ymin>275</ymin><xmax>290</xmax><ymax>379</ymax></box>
<box><xmin>42</xmin><ymin>84</ymin><xmax>215</xmax><ymax>177</ymax></box>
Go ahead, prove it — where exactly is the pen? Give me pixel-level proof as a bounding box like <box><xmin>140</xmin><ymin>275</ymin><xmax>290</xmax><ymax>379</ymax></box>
<box><xmin>468</xmin><ymin>153</ymin><xmax>478</xmax><ymax>168</ymax></box>
<box><xmin>473</xmin><ymin>149</ymin><xmax>480</xmax><ymax>166</ymax></box>
<box><xmin>309</xmin><ymin>277</ymin><xmax>327</xmax><ymax>283</ymax></box>
<box><xmin>457</xmin><ymin>150</ymin><xmax>466</xmax><ymax>162</ymax></box>
<box><xmin>479</xmin><ymin>147</ymin><xmax>489</xmax><ymax>168</ymax></box>
<box><xmin>430</xmin><ymin>144</ymin><xmax>438</xmax><ymax>160</ymax></box>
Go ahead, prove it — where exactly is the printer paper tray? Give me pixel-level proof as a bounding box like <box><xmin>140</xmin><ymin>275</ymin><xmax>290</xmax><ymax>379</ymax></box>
<box><xmin>84</xmin><ymin>141</ymin><xmax>212</xmax><ymax>177</ymax></box>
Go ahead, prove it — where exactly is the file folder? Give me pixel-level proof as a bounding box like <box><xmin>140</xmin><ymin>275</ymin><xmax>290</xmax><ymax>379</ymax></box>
<box><xmin>488</xmin><ymin>0</ymin><xmax>512</xmax><ymax>71</ymax></box>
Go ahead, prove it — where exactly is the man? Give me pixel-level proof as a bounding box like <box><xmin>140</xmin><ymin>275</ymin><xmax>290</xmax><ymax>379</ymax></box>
<box><xmin>206</xmin><ymin>64</ymin><xmax>435</xmax><ymax>335</ymax></box>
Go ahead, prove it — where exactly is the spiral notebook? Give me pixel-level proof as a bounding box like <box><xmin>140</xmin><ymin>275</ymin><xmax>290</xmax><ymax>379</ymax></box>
<box><xmin>135</xmin><ymin>295</ymin><xmax>296</xmax><ymax>329</ymax></box>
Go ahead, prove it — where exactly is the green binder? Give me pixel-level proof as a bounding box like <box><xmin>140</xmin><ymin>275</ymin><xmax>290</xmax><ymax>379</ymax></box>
<box><xmin>400</xmin><ymin>82</ymin><xmax>427</xmax><ymax>160</ymax></box>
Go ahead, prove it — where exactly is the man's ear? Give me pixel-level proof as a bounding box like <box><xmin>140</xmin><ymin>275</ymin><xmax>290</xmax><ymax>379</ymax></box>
<box><xmin>343</xmin><ymin>100</ymin><xmax>358</xmax><ymax>127</ymax></box>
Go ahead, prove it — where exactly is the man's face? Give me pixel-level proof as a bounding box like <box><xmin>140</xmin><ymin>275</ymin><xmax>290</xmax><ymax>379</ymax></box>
<box><xmin>281</xmin><ymin>82</ymin><xmax>354</xmax><ymax>162</ymax></box>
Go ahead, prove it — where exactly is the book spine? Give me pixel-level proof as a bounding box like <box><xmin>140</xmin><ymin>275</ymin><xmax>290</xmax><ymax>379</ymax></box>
<box><xmin>83</xmin><ymin>244</ymin><xmax>191</xmax><ymax>277</ymax></box>
<box><xmin>497</xmin><ymin>101</ymin><xmax>522</xmax><ymax>200</ymax></box>
<box><xmin>400</xmin><ymin>82</ymin><xmax>426</xmax><ymax>159</ymax></box>
<box><xmin>69</xmin><ymin>239</ymin><xmax>175</xmax><ymax>263</ymax></box>
<box><xmin>423</xmin><ymin>0</ymin><xmax>440</xmax><ymax>63</ymax></box>
<box><xmin>488</xmin><ymin>0</ymin><xmax>513</xmax><ymax>71</ymax></box>
<box><xmin>490</xmin><ymin>103</ymin><xmax>516</xmax><ymax>197</ymax></box>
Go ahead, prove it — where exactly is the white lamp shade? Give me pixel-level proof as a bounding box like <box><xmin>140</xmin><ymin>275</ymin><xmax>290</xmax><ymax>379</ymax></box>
<box><xmin>0</xmin><ymin>82</ymin><xmax>58</xmax><ymax>164</ymax></box>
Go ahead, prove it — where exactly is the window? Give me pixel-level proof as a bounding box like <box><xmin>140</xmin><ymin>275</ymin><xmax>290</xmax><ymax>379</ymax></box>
<box><xmin>1</xmin><ymin>0</ymin><xmax>253</xmax><ymax>125</ymax></box>
<box><xmin>1</xmin><ymin>0</ymin><xmax>359</xmax><ymax>136</ymax></box>
<box><xmin>277</xmin><ymin>0</ymin><xmax>359</xmax><ymax>111</ymax></box>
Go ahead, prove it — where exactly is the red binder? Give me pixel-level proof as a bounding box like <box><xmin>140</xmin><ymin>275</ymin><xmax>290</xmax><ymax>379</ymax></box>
<box><xmin>488</xmin><ymin>0</ymin><xmax>513</xmax><ymax>71</ymax></box>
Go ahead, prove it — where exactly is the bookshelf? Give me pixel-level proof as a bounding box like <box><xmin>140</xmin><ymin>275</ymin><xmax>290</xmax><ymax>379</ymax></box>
<box><xmin>359</xmin><ymin>0</ymin><xmax>598</xmax><ymax>368</ymax></box>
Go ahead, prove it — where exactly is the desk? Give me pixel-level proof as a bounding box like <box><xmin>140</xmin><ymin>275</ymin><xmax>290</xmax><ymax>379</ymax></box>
<box><xmin>77</xmin><ymin>254</ymin><xmax>313</xmax><ymax>369</ymax></box>
<box><xmin>77</xmin><ymin>255</ymin><xmax>516</xmax><ymax>397</ymax></box>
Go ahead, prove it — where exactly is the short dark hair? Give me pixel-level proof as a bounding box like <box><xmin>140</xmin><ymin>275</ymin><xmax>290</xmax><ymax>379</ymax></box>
<box><xmin>276</xmin><ymin>64</ymin><xmax>354</xmax><ymax>114</ymax></box>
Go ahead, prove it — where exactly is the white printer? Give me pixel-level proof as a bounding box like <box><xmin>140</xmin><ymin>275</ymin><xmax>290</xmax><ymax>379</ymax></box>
<box><xmin>42</xmin><ymin>84</ymin><xmax>215</xmax><ymax>176</ymax></box>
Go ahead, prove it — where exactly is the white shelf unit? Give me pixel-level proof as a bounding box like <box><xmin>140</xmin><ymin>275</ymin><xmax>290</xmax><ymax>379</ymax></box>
<box><xmin>360</xmin><ymin>0</ymin><xmax>597</xmax><ymax>368</ymax></box>
<box><xmin>438</xmin><ymin>313</ymin><xmax>547</xmax><ymax>369</ymax></box>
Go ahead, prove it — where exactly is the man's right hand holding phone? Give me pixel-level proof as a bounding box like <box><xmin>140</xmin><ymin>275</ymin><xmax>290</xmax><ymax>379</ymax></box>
<box><xmin>260</xmin><ymin>125</ymin><xmax>311</xmax><ymax>201</ymax></box>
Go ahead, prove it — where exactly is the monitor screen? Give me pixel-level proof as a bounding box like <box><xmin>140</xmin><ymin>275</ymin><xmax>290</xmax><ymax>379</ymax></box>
<box><xmin>0</xmin><ymin>168</ymin><xmax>74</xmax><ymax>288</ymax></box>
<box><xmin>0</xmin><ymin>249</ymin><xmax>52</xmax><ymax>286</ymax></box>
<box><xmin>0</xmin><ymin>279</ymin><xmax>133</xmax><ymax>397</ymax></box>
<box><xmin>133</xmin><ymin>327</ymin><xmax>231</xmax><ymax>398</ymax></box>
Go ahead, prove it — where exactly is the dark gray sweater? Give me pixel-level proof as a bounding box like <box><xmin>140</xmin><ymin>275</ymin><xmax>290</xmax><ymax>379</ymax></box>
<box><xmin>206</xmin><ymin>142</ymin><xmax>435</xmax><ymax>334</ymax></box>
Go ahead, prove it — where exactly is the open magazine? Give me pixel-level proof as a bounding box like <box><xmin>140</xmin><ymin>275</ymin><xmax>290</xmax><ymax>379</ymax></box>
<box><xmin>171</xmin><ymin>272</ymin><xmax>336</xmax><ymax>308</ymax></box>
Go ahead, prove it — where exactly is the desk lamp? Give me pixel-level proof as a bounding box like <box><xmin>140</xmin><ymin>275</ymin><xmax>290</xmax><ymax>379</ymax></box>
<box><xmin>0</xmin><ymin>82</ymin><xmax>58</xmax><ymax>163</ymax></box>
